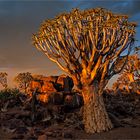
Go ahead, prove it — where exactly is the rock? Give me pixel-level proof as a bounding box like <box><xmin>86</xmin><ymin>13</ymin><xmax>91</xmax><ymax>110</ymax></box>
<box><xmin>47</xmin><ymin>104</ymin><xmax>63</xmax><ymax>115</ymax></box>
<box><xmin>121</xmin><ymin>117</ymin><xmax>132</xmax><ymax>124</ymax></box>
<box><xmin>49</xmin><ymin>92</ymin><xmax>63</xmax><ymax>105</ymax></box>
<box><xmin>62</xmin><ymin>131</ymin><xmax>73</xmax><ymax>139</ymax></box>
<box><xmin>36</xmin><ymin>93</ymin><xmax>50</xmax><ymax>103</ymax></box>
<box><xmin>41</xmin><ymin>81</ymin><xmax>57</xmax><ymax>93</ymax></box>
<box><xmin>41</xmin><ymin>76</ymin><xmax>58</xmax><ymax>83</ymax></box>
<box><xmin>29</xmin><ymin>75</ymin><xmax>73</xmax><ymax>94</ymax></box>
<box><xmin>63</xmin><ymin>76</ymin><xmax>74</xmax><ymax>92</ymax></box>
<box><xmin>64</xmin><ymin>93</ymin><xmax>83</xmax><ymax>108</ymax></box>
<box><xmin>64</xmin><ymin>95</ymin><xmax>73</xmax><ymax>107</ymax></box>
<box><xmin>46</xmin><ymin>131</ymin><xmax>53</xmax><ymax>136</ymax></box>
<box><xmin>108</xmin><ymin>112</ymin><xmax>122</xmax><ymax>128</ymax></box>
<box><xmin>57</xmin><ymin>75</ymin><xmax>66</xmax><ymax>86</ymax></box>
<box><xmin>12</xmin><ymin>134</ymin><xmax>24</xmax><ymax>139</ymax></box>
<box><xmin>38</xmin><ymin>134</ymin><xmax>47</xmax><ymax>140</ymax></box>
<box><xmin>57</xmin><ymin>75</ymin><xmax>74</xmax><ymax>92</ymax></box>
<box><xmin>15</xmin><ymin>126</ymin><xmax>28</xmax><ymax>134</ymax></box>
<box><xmin>36</xmin><ymin>91</ymin><xmax>63</xmax><ymax>104</ymax></box>
<box><xmin>30</xmin><ymin>81</ymin><xmax>42</xmax><ymax>92</ymax></box>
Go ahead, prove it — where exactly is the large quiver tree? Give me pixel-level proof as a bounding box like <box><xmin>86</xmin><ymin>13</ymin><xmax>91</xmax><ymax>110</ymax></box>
<box><xmin>33</xmin><ymin>8</ymin><xmax>136</xmax><ymax>133</ymax></box>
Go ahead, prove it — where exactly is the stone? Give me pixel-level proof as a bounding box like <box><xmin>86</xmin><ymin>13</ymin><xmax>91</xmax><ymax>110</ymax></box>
<box><xmin>36</xmin><ymin>93</ymin><xmax>50</xmax><ymax>103</ymax></box>
<box><xmin>57</xmin><ymin>75</ymin><xmax>74</xmax><ymax>92</ymax></box>
<box><xmin>64</xmin><ymin>95</ymin><xmax>73</xmax><ymax>107</ymax></box>
<box><xmin>41</xmin><ymin>76</ymin><xmax>58</xmax><ymax>83</ymax></box>
<box><xmin>63</xmin><ymin>76</ymin><xmax>74</xmax><ymax>92</ymax></box>
<box><xmin>46</xmin><ymin>131</ymin><xmax>53</xmax><ymax>136</ymax></box>
<box><xmin>41</xmin><ymin>81</ymin><xmax>57</xmax><ymax>93</ymax></box>
<box><xmin>49</xmin><ymin>92</ymin><xmax>63</xmax><ymax>105</ymax></box>
<box><xmin>62</xmin><ymin>131</ymin><xmax>73</xmax><ymax>139</ymax></box>
<box><xmin>38</xmin><ymin>134</ymin><xmax>48</xmax><ymax>140</ymax></box>
<box><xmin>30</xmin><ymin>81</ymin><xmax>42</xmax><ymax>92</ymax></box>
<box><xmin>64</xmin><ymin>93</ymin><xmax>83</xmax><ymax>108</ymax></box>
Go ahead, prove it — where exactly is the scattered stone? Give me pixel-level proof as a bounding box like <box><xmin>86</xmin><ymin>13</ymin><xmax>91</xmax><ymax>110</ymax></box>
<box><xmin>108</xmin><ymin>112</ymin><xmax>122</xmax><ymax>128</ymax></box>
<box><xmin>49</xmin><ymin>92</ymin><xmax>63</xmax><ymax>105</ymax></box>
<box><xmin>12</xmin><ymin>134</ymin><xmax>24</xmax><ymax>139</ymax></box>
<box><xmin>38</xmin><ymin>134</ymin><xmax>48</xmax><ymax>140</ymax></box>
<box><xmin>57</xmin><ymin>74</ymin><xmax>74</xmax><ymax>92</ymax></box>
<box><xmin>41</xmin><ymin>81</ymin><xmax>57</xmax><ymax>93</ymax></box>
<box><xmin>14</xmin><ymin>126</ymin><xmax>28</xmax><ymax>134</ymax></box>
<box><xmin>62</xmin><ymin>131</ymin><xmax>73</xmax><ymax>139</ymax></box>
<box><xmin>41</xmin><ymin>76</ymin><xmax>58</xmax><ymax>83</ymax></box>
<box><xmin>46</xmin><ymin>131</ymin><xmax>53</xmax><ymax>137</ymax></box>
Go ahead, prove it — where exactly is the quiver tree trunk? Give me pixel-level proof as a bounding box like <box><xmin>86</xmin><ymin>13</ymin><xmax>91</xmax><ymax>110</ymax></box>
<box><xmin>82</xmin><ymin>85</ymin><xmax>113</xmax><ymax>133</ymax></box>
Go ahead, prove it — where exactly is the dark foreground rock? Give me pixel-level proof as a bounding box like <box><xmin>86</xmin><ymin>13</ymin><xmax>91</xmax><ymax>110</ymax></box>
<box><xmin>0</xmin><ymin>90</ymin><xmax>140</xmax><ymax>139</ymax></box>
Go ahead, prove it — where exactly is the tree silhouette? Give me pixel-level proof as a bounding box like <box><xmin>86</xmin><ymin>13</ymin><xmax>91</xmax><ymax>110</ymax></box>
<box><xmin>0</xmin><ymin>72</ymin><xmax>8</xmax><ymax>88</ymax></box>
<box><xmin>33</xmin><ymin>8</ymin><xmax>136</xmax><ymax>133</ymax></box>
<box><xmin>14</xmin><ymin>72</ymin><xmax>33</xmax><ymax>93</ymax></box>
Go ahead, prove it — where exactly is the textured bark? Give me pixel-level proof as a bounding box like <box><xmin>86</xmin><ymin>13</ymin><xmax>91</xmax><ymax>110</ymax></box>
<box><xmin>82</xmin><ymin>86</ymin><xmax>113</xmax><ymax>133</ymax></box>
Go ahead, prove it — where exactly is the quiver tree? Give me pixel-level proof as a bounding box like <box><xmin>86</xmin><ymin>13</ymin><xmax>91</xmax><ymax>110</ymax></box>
<box><xmin>122</xmin><ymin>54</ymin><xmax>140</xmax><ymax>81</ymax></box>
<box><xmin>0</xmin><ymin>72</ymin><xmax>8</xmax><ymax>88</ymax></box>
<box><xmin>113</xmin><ymin>54</ymin><xmax>140</xmax><ymax>93</ymax></box>
<box><xmin>32</xmin><ymin>8</ymin><xmax>136</xmax><ymax>133</ymax></box>
<box><xmin>14</xmin><ymin>72</ymin><xmax>33</xmax><ymax>93</ymax></box>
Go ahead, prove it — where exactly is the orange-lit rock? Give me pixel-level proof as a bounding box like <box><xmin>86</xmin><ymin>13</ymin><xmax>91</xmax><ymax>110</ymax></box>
<box><xmin>57</xmin><ymin>74</ymin><xmax>66</xmax><ymax>88</ymax></box>
<box><xmin>49</xmin><ymin>92</ymin><xmax>63</xmax><ymax>105</ymax></box>
<box><xmin>30</xmin><ymin>81</ymin><xmax>42</xmax><ymax>92</ymax></box>
<box><xmin>57</xmin><ymin>74</ymin><xmax>74</xmax><ymax>92</ymax></box>
<box><xmin>41</xmin><ymin>76</ymin><xmax>58</xmax><ymax>83</ymax></box>
<box><xmin>41</xmin><ymin>81</ymin><xmax>57</xmax><ymax>93</ymax></box>
<box><xmin>36</xmin><ymin>93</ymin><xmax>50</xmax><ymax>103</ymax></box>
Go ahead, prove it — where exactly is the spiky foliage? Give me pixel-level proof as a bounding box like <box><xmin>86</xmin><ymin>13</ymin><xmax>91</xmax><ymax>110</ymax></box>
<box><xmin>33</xmin><ymin>8</ymin><xmax>136</xmax><ymax>91</ymax></box>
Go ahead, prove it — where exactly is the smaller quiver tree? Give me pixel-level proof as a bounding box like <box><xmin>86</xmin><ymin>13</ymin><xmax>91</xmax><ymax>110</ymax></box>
<box><xmin>14</xmin><ymin>72</ymin><xmax>33</xmax><ymax>93</ymax></box>
<box><xmin>0</xmin><ymin>72</ymin><xmax>8</xmax><ymax>88</ymax></box>
<box><xmin>114</xmin><ymin>54</ymin><xmax>140</xmax><ymax>93</ymax></box>
<box><xmin>32</xmin><ymin>8</ymin><xmax>136</xmax><ymax>133</ymax></box>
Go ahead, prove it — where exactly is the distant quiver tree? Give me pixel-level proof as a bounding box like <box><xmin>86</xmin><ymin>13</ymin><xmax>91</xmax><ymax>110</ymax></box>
<box><xmin>14</xmin><ymin>72</ymin><xmax>33</xmax><ymax>93</ymax></box>
<box><xmin>0</xmin><ymin>72</ymin><xmax>8</xmax><ymax>88</ymax></box>
<box><xmin>113</xmin><ymin>54</ymin><xmax>140</xmax><ymax>93</ymax></box>
<box><xmin>32</xmin><ymin>8</ymin><xmax>136</xmax><ymax>133</ymax></box>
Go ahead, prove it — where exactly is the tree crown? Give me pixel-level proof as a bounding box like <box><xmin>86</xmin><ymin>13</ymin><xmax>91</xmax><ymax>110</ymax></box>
<box><xmin>33</xmin><ymin>8</ymin><xmax>136</xmax><ymax>90</ymax></box>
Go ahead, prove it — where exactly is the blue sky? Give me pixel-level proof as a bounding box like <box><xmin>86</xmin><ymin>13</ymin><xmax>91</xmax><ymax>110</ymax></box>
<box><xmin>0</xmin><ymin>0</ymin><xmax>139</xmax><ymax>87</ymax></box>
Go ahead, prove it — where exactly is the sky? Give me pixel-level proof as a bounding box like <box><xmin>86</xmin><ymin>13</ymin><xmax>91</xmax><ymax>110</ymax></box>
<box><xmin>0</xmin><ymin>0</ymin><xmax>140</xmax><ymax>88</ymax></box>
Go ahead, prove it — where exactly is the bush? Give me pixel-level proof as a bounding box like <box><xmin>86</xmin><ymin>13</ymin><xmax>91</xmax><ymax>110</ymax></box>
<box><xmin>0</xmin><ymin>88</ymin><xmax>21</xmax><ymax>101</ymax></box>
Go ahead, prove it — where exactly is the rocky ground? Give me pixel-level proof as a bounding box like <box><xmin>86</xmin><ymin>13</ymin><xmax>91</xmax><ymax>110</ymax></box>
<box><xmin>0</xmin><ymin>90</ymin><xmax>140</xmax><ymax>140</ymax></box>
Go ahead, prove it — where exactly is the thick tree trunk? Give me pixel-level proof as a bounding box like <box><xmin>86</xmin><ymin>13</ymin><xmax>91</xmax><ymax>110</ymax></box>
<box><xmin>82</xmin><ymin>85</ymin><xmax>113</xmax><ymax>133</ymax></box>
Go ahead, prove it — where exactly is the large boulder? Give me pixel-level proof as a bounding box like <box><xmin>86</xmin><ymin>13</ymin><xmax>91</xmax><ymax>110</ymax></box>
<box><xmin>64</xmin><ymin>93</ymin><xmax>83</xmax><ymax>108</ymax></box>
<box><xmin>49</xmin><ymin>92</ymin><xmax>64</xmax><ymax>105</ymax></box>
<box><xmin>36</xmin><ymin>93</ymin><xmax>50</xmax><ymax>103</ymax></box>
<box><xmin>30</xmin><ymin>81</ymin><xmax>42</xmax><ymax>92</ymax></box>
<box><xmin>41</xmin><ymin>76</ymin><xmax>58</xmax><ymax>83</ymax></box>
<box><xmin>56</xmin><ymin>75</ymin><xmax>74</xmax><ymax>92</ymax></box>
<box><xmin>41</xmin><ymin>81</ymin><xmax>57</xmax><ymax>93</ymax></box>
<box><xmin>30</xmin><ymin>75</ymin><xmax>74</xmax><ymax>94</ymax></box>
